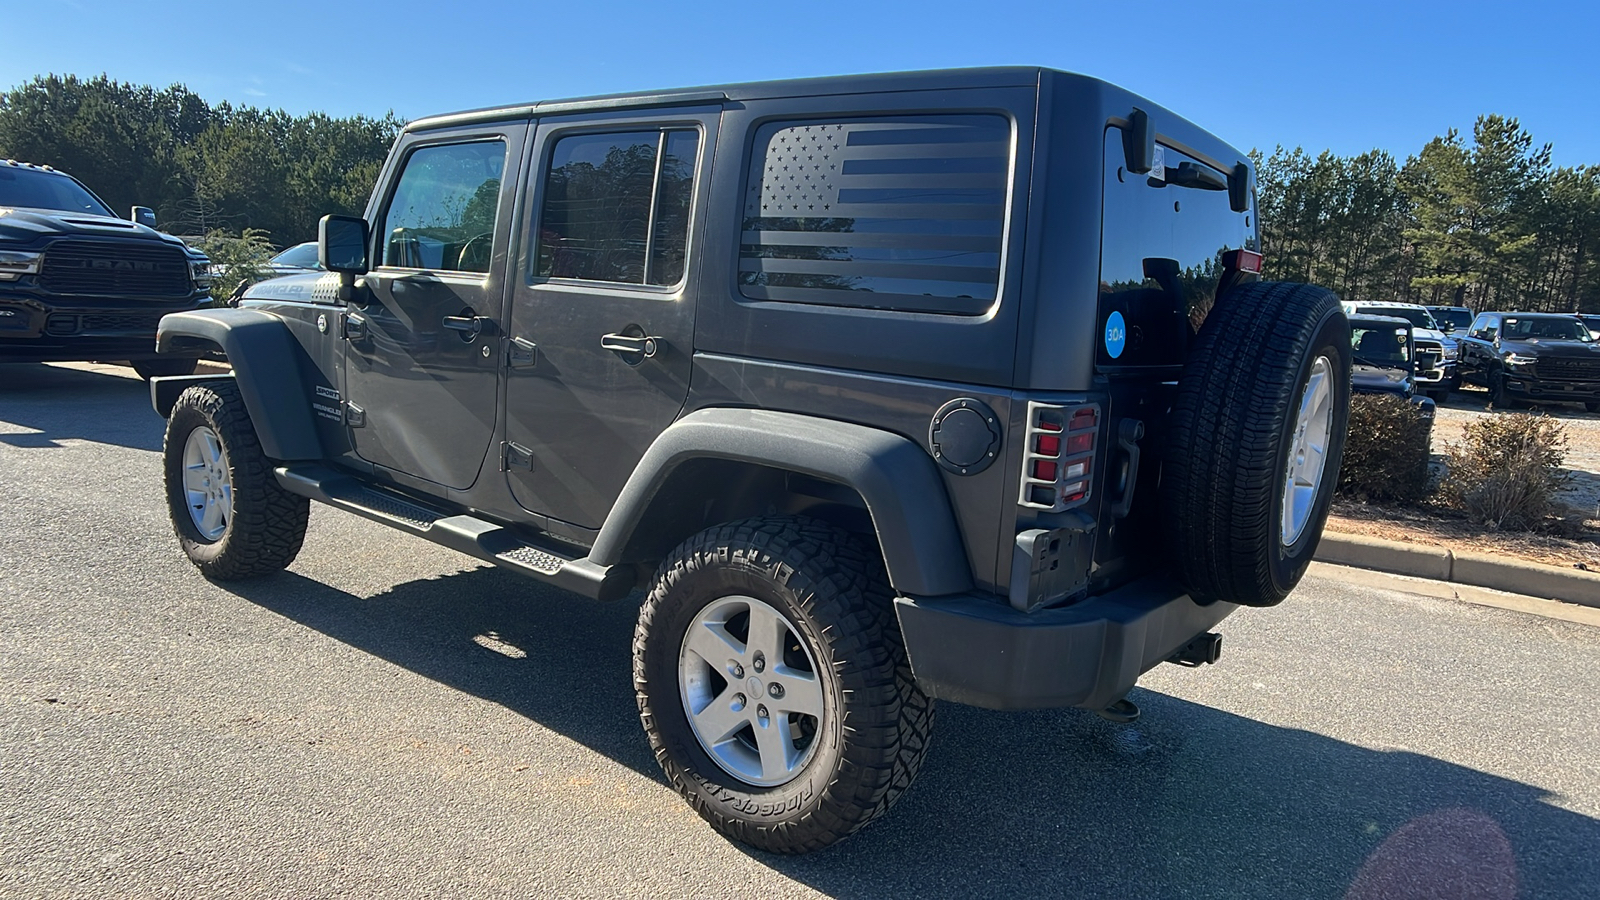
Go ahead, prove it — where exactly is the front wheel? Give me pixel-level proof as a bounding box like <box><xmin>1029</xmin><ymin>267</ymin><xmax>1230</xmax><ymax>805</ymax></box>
<box><xmin>163</xmin><ymin>381</ymin><xmax>309</xmax><ymax>579</ymax></box>
<box><xmin>634</xmin><ymin>516</ymin><xmax>933</xmax><ymax>853</ymax></box>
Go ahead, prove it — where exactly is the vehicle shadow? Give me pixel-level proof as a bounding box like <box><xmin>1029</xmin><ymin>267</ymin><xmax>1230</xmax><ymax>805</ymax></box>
<box><xmin>0</xmin><ymin>362</ymin><xmax>163</xmax><ymax>451</ymax></box>
<box><xmin>223</xmin><ymin>567</ymin><xmax>1599</xmax><ymax>899</ymax></box>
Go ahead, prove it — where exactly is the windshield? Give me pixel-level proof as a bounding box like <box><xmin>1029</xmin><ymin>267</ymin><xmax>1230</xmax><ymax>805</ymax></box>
<box><xmin>1360</xmin><ymin>306</ymin><xmax>1437</xmax><ymax>331</ymax></box>
<box><xmin>0</xmin><ymin>167</ymin><xmax>115</xmax><ymax>217</ymax></box>
<box><xmin>271</xmin><ymin>242</ymin><xmax>322</xmax><ymax>269</ymax></box>
<box><xmin>1501</xmin><ymin>316</ymin><xmax>1594</xmax><ymax>342</ymax></box>
<box><xmin>1352</xmin><ymin>325</ymin><xmax>1410</xmax><ymax>366</ymax></box>
<box><xmin>1430</xmin><ymin>308</ymin><xmax>1472</xmax><ymax>331</ymax></box>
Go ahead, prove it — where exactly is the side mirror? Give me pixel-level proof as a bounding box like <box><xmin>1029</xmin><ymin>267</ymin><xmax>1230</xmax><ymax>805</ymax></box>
<box><xmin>319</xmin><ymin>215</ymin><xmax>369</xmax><ymax>275</ymax></box>
<box><xmin>1441</xmin><ymin>321</ymin><xmax>1455</xmax><ymax>333</ymax></box>
<box><xmin>131</xmin><ymin>206</ymin><xmax>157</xmax><ymax>229</ymax></box>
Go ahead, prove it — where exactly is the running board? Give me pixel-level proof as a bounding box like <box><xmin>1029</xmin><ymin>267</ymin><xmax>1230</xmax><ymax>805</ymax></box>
<box><xmin>273</xmin><ymin>464</ymin><xmax>635</xmax><ymax>601</ymax></box>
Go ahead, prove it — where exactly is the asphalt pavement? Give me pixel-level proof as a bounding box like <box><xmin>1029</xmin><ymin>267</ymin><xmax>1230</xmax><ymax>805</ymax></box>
<box><xmin>4</xmin><ymin>362</ymin><xmax>1599</xmax><ymax>899</ymax></box>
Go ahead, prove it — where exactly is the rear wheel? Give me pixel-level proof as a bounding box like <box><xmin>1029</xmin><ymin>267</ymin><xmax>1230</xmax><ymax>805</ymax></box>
<box><xmin>163</xmin><ymin>381</ymin><xmax>309</xmax><ymax>579</ymax></box>
<box><xmin>132</xmin><ymin>357</ymin><xmax>198</xmax><ymax>380</ymax></box>
<box><xmin>634</xmin><ymin>516</ymin><xmax>933</xmax><ymax>853</ymax></box>
<box><xmin>1163</xmin><ymin>282</ymin><xmax>1352</xmax><ymax>607</ymax></box>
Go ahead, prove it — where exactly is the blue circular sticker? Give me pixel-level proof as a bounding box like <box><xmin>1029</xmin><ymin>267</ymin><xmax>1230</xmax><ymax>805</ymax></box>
<box><xmin>1105</xmin><ymin>311</ymin><xmax>1127</xmax><ymax>359</ymax></box>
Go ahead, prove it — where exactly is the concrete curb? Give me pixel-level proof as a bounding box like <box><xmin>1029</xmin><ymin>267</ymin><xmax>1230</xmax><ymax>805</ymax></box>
<box><xmin>1315</xmin><ymin>531</ymin><xmax>1600</xmax><ymax>609</ymax></box>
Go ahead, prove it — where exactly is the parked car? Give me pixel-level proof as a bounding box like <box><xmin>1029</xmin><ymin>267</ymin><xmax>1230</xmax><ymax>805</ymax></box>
<box><xmin>1424</xmin><ymin>304</ymin><xmax>1473</xmax><ymax>335</ymax></box>
<box><xmin>1342</xmin><ymin>301</ymin><xmax>1458</xmax><ymax>400</ymax></box>
<box><xmin>1348</xmin><ymin>313</ymin><xmax>1436</xmax><ymax>424</ymax></box>
<box><xmin>1457</xmin><ymin>311</ymin><xmax>1600</xmax><ymax>411</ymax></box>
<box><xmin>1579</xmin><ymin>314</ymin><xmax>1600</xmax><ymax>341</ymax></box>
<box><xmin>147</xmin><ymin>67</ymin><xmax>1352</xmax><ymax>852</ymax></box>
<box><xmin>0</xmin><ymin>159</ymin><xmax>211</xmax><ymax>378</ymax></box>
<box><xmin>265</xmin><ymin>241</ymin><xmax>322</xmax><ymax>277</ymax></box>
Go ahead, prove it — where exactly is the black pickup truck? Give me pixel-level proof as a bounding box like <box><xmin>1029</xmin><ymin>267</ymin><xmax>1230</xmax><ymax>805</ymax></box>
<box><xmin>1457</xmin><ymin>311</ymin><xmax>1600</xmax><ymax>411</ymax></box>
<box><xmin>0</xmin><ymin>159</ymin><xmax>211</xmax><ymax>378</ymax></box>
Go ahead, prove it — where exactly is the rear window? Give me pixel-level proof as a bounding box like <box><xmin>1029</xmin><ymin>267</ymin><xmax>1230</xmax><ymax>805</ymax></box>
<box><xmin>1098</xmin><ymin>129</ymin><xmax>1250</xmax><ymax>367</ymax></box>
<box><xmin>738</xmin><ymin>114</ymin><xmax>1011</xmax><ymax>316</ymax></box>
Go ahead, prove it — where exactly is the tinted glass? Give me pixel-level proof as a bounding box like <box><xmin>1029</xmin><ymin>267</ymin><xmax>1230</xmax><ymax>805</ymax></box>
<box><xmin>536</xmin><ymin>130</ymin><xmax>699</xmax><ymax>286</ymax></box>
<box><xmin>1352</xmin><ymin>324</ymin><xmax>1410</xmax><ymax>364</ymax></box>
<box><xmin>0</xmin><ymin>167</ymin><xmax>114</xmax><ymax>217</ymax></box>
<box><xmin>380</xmin><ymin>141</ymin><xmax>505</xmax><ymax>272</ymax></box>
<box><xmin>738</xmin><ymin>115</ymin><xmax>1011</xmax><ymax>316</ymax></box>
<box><xmin>272</xmin><ymin>242</ymin><xmax>321</xmax><ymax>269</ymax></box>
<box><xmin>1099</xmin><ymin>130</ymin><xmax>1251</xmax><ymax>367</ymax></box>
<box><xmin>1431</xmin><ymin>308</ymin><xmax>1472</xmax><ymax>330</ymax></box>
<box><xmin>1501</xmin><ymin>316</ymin><xmax>1593</xmax><ymax>341</ymax></box>
<box><xmin>1360</xmin><ymin>306</ymin><xmax>1436</xmax><ymax>330</ymax></box>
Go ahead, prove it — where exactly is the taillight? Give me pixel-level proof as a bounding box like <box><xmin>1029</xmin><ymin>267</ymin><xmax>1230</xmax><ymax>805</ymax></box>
<box><xmin>1018</xmin><ymin>401</ymin><xmax>1099</xmax><ymax>511</ymax></box>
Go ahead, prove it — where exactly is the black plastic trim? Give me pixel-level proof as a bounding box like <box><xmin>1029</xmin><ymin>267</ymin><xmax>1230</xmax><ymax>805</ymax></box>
<box><xmin>154</xmin><ymin>308</ymin><xmax>322</xmax><ymax>460</ymax></box>
<box><xmin>591</xmin><ymin>407</ymin><xmax>973</xmax><ymax>596</ymax></box>
<box><xmin>894</xmin><ymin>578</ymin><xmax>1237</xmax><ymax>710</ymax></box>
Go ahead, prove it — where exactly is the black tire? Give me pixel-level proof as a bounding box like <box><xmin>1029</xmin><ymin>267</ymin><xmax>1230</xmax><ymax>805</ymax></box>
<box><xmin>1163</xmin><ymin>282</ymin><xmax>1352</xmax><ymax>608</ymax></box>
<box><xmin>133</xmin><ymin>357</ymin><xmax>198</xmax><ymax>379</ymax></box>
<box><xmin>1487</xmin><ymin>369</ymin><xmax>1525</xmax><ymax>409</ymax></box>
<box><xmin>634</xmin><ymin>516</ymin><xmax>933</xmax><ymax>853</ymax></box>
<box><xmin>163</xmin><ymin>381</ymin><xmax>309</xmax><ymax>579</ymax></box>
<box><xmin>1585</xmin><ymin>402</ymin><xmax>1600</xmax><ymax>414</ymax></box>
<box><xmin>1427</xmin><ymin>388</ymin><xmax>1450</xmax><ymax>404</ymax></box>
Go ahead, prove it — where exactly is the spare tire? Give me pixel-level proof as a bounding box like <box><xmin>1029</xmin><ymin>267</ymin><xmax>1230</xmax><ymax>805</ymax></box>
<box><xmin>1163</xmin><ymin>281</ymin><xmax>1351</xmax><ymax>607</ymax></box>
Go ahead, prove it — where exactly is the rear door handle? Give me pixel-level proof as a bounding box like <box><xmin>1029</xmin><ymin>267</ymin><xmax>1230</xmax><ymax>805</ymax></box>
<box><xmin>601</xmin><ymin>332</ymin><xmax>660</xmax><ymax>358</ymax></box>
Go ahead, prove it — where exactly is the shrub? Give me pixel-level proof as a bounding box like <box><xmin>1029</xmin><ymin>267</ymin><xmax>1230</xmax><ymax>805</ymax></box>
<box><xmin>194</xmin><ymin>228</ymin><xmax>275</xmax><ymax>304</ymax></box>
<box><xmin>1440</xmin><ymin>412</ymin><xmax>1569</xmax><ymax>530</ymax></box>
<box><xmin>1336</xmin><ymin>394</ymin><xmax>1434</xmax><ymax>503</ymax></box>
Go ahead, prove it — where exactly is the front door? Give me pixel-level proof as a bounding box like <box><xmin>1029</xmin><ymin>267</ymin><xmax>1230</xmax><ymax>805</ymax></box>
<box><xmin>502</xmin><ymin>110</ymin><xmax>718</xmax><ymax>529</ymax></box>
<box><xmin>343</xmin><ymin>124</ymin><xmax>527</xmax><ymax>490</ymax></box>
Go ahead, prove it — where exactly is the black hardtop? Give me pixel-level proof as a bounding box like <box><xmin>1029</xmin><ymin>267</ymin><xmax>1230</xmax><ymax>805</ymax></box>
<box><xmin>404</xmin><ymin>67</ymin><xmax>1249</xmax><ymax>171</ymax></box>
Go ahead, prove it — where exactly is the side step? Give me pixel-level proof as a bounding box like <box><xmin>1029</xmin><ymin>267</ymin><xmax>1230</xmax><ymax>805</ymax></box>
<box><xmin>273</xmin><ymin>464</ymin><xmax>635</xmax><ymax>601</ymax></box>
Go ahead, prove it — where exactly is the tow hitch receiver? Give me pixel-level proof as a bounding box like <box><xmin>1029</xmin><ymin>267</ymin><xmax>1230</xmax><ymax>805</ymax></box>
<box><xmin>1167</xmin><ymin>632</ymin><xmax>1223</xmax><ymax>667</ymax></box>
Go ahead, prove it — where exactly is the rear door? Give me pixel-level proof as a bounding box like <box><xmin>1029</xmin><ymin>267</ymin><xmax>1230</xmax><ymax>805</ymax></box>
<box><xmin>502</xmin><ymin>108</ymin><xmax>718</xmax><ymax>529</ymax></box>
<box><xmin>342</xmin><ymin>123</ymin><xmax>527</xmax><ymax>491</ymax></box>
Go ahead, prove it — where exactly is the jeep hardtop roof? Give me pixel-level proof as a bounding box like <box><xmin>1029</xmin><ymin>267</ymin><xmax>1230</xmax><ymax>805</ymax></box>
<box><xmin>405</xmin><ymin>67</ymin><xmax>1249</xmax><ymax>177</ymax></box>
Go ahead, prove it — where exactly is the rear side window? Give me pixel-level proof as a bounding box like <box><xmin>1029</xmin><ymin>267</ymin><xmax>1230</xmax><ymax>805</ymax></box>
<box><xmin>380</xmin><ymin>141</ymin><xmax>506</xmax><ymax>273</ymax></box>
<box><xmin>535</xmin><ymin>129</ymin><xmax>700</xmax><ymax>287</ymax></box>
<box><xmin>738</xmin><ymin>114</ymin><xmax>1011</xmax><ymax>316</ymax></box>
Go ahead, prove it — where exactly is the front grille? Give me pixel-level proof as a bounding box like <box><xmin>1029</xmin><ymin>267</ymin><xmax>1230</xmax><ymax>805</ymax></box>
<box><xmin>43</xmin><ymin>313</ymin><xmax>164</xmax><ymax>335</ymax></box>
<box><xmin>1538</xmin><ymin>357</ymin><xmax>1600</xmax><ymax>381</ymax></box>
<box><xmin>1414</xmin><ymin>340</ymin><xmax>1444</xmax><ymax>375</ymax></box>
<box><xmin>40</xmin><ymin>240</ymin><xmax>191</xmax><ymax>298</ymax></box>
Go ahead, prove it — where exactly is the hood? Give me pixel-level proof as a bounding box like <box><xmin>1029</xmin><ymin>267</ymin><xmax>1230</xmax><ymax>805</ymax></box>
<box><xmin>1411</xmin><ymin>326</ymin><xmax>1449</xmax><ymax>344</ymax></box>
<box><xmin>0</xmin><ymin>206</ymin><xmax>195</xmax><ymax>253</ymax></box>
<box><xmin>1353</xmin><ymin>365</ymin><xmax>1412</xmax><ymax>397</ymax></box>
<box><xmin>1499</xmin><ymin>337</ymin><xmax>1600</xmax><ymax>358</ymax></box>
<box><xmin>241</xmin><ymin>271</ymin><xmax>341</xmax><ymax>304</ymax></box>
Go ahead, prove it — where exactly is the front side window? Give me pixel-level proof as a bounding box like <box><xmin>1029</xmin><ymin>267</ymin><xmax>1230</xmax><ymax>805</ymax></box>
<box><xmin>535</xmin><ymin>129</ymin><xmax>700</xmax><ymax>286</ymax></box>
<box><xmin>738</xmin><ymin>115</ymin><xmax>1011</xmax><ymax>315</ymax></box>
<box><xmin>380</xmin><ymin>141</ymin><xmax>507</xmax><ymax>273</ymax></box>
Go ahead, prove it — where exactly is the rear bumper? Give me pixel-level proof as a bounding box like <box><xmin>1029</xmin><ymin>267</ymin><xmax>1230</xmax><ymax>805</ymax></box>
<box><xmin>894</xmin><ymin>577</ymin><xmax>1236</xmax><ymax>710</ymax></box>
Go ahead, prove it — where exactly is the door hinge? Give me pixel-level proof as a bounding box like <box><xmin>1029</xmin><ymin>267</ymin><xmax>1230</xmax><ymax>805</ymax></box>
<box><xmin>507</xmin><ymin>336</ymin><xmax>538</xmax><ymax>369</ymax></box>
<box><xmin>344</xmin><ymin>402</ymin><xmax>366</xmax><ymax>427</ymax></box>
<box><xmin>502</xmin><ymin>441</ymin><xmax>534</xmax><ymax>471</ymax></box>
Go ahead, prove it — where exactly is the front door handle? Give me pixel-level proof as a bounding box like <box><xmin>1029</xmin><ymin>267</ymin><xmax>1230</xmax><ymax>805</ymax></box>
<box><xmin>442</xmin><ymin>315</ymin><xmax>493</xmax><ymax>337</ymax></box>
<box><xmin>601</xmin><ymin>332</ymin><xmax>660</xmax><ymax>358</ymax></box>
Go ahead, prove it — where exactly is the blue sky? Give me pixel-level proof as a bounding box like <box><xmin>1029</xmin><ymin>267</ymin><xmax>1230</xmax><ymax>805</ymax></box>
<box><xmin>7</xmin><ymin>0</ymin><xmax>1599</xmax><ymax>167</ymax></box>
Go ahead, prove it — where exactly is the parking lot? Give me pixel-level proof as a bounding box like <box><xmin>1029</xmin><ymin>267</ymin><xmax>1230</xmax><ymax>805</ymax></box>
<box><xmin>4</xmin><ymin>362</ymin><xmax>1600</xmax><ymax>899</ymax></box>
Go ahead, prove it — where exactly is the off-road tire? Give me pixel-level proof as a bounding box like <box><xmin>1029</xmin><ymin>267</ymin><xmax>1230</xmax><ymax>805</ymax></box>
<box><xmin>133</xmin><ymin>357</ymin><xmax>198</xmax><ymax>380</ymax></box>
<box><xmin>1163</xmin><ymin>281</ymin><xmax>1352</xmax><ymax>607</ymax></box>
<box><xmin>634</xmin><ymin>516</ymin><xmax>933</xmax><ymax>853</ymax></box>
<box><xmin>163</xmin><ymin>381</ymin><xmax>309</xmax><ymax>579</ymax></box>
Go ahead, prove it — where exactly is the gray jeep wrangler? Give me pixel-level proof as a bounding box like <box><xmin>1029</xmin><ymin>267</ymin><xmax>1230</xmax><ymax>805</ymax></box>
<box><xmin>149</xmin><ymin>67</ymin><xmax>1351</xmax><ymax>853</ymax></box>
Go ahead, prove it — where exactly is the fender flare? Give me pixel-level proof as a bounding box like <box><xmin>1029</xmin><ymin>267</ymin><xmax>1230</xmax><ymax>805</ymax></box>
<box><xmin>591</xmin><ymin>408</ymin><xmax>974</xmax><ymax>597</ymax></box>
<box><xmin>155</xmin><ymin>308</ymin><xmax>323</xmax><ymax>461</ymax></box>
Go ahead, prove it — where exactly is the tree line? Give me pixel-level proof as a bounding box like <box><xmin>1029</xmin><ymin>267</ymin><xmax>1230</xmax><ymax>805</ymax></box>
<box><xmin>1254</xmin><ymin>115</ymin><xmax>1600</xmax><ymax>314</ymax></box>
<box><xmin>0</xmin><ymin>74</ymin><xmax>401</xmax><ymax>247</ymax></box>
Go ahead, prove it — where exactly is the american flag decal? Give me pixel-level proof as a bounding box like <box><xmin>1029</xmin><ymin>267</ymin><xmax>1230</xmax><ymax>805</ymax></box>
<box><xmin>739</xmin><ymin>115</ymin><xmax>1011</xmax><ymax>315</ymax></box>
